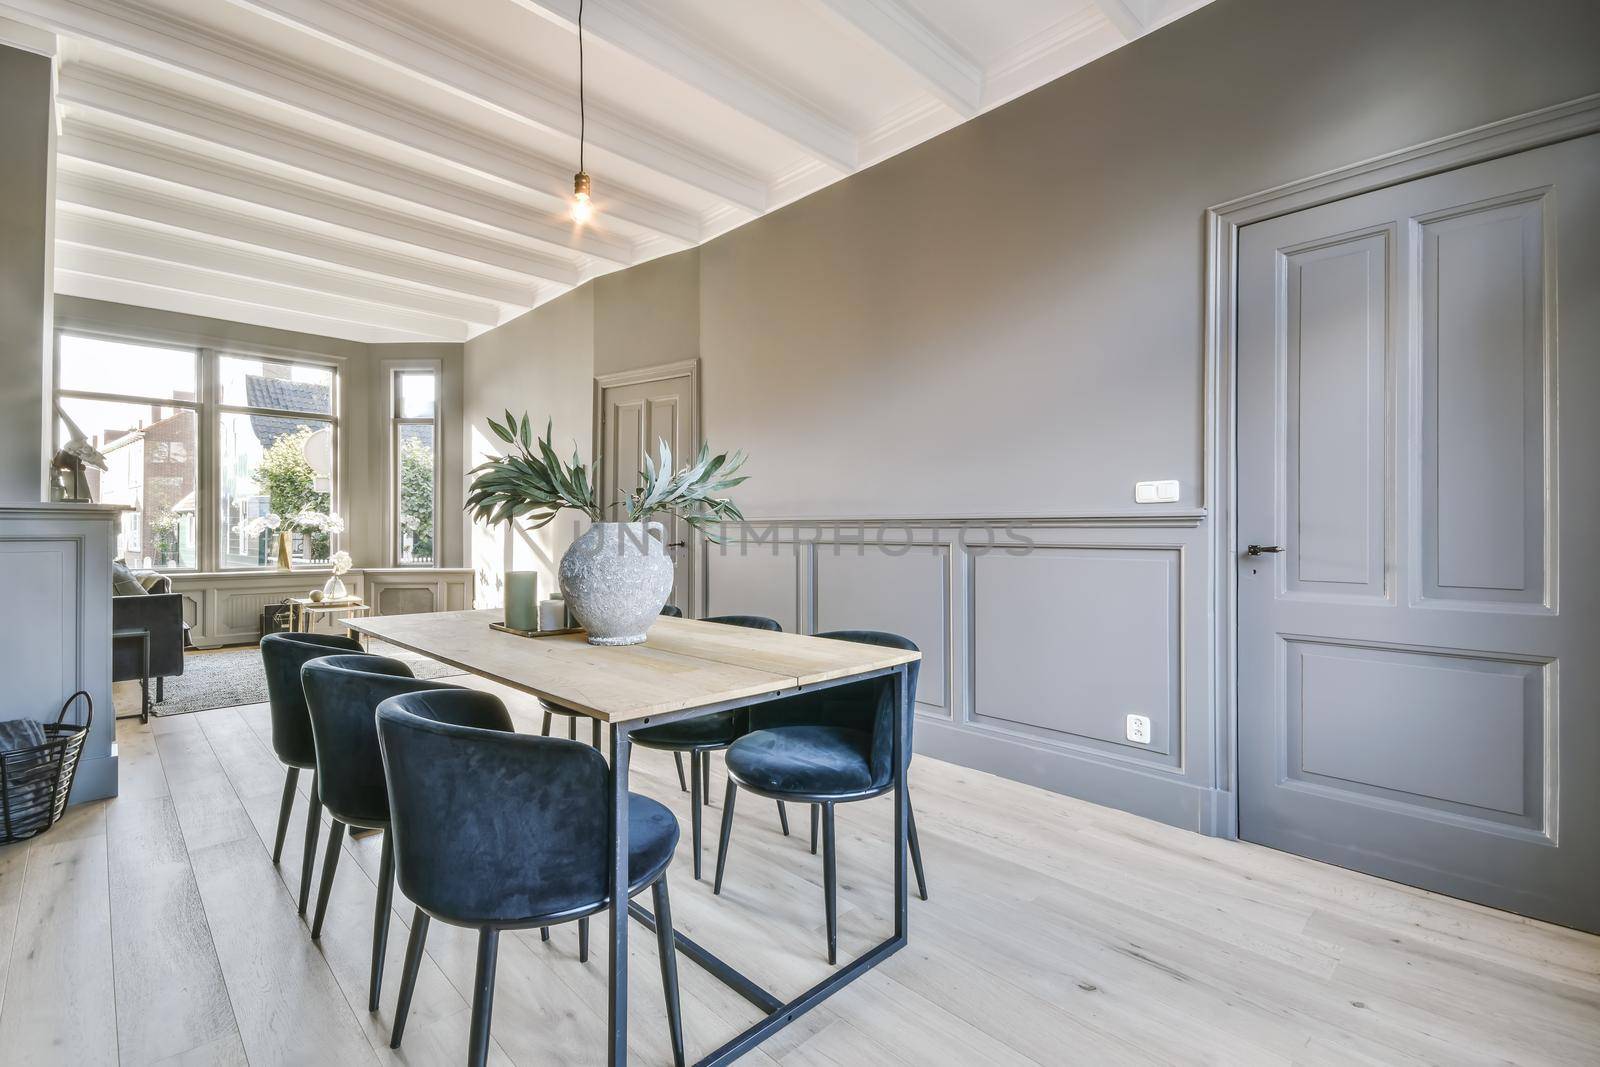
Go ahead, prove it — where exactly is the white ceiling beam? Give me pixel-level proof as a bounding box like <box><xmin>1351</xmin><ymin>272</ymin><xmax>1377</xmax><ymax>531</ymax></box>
<box><xmin>811</xmin><ymin>0</ymin><xmax>981</xmax><ymax>117</ymax></box>
<box><xmin>0</xmin><ymin>0</ymin><xmax>702</xmax><ymax>246</ymax></box>
<box><xmin>58</xmin><ymin>66</ymin><xmax>637</xmax><ymax>267</ymax></box>
<box><xmin>55</xmin><ymin>270</ymin><xmax>459</xmax><ymax>344</ymax></box>
<box><xmin>56</xmin><ymin>243</ymin><xmax>470</xmax><ymax>341</ymax></box>
<box><xmin>505</xmin><ymin>0</ymin><xmax>856</xmax><ymax>173</ymax></box>
<box><xmin>56</xmin><ymin>172</ymin><xmax>543</xmax><ymax>308</ymax></box>
<box><xmin>55</xmin><ymin>212</ymin><xmax>502</xmax><ymax>326</ymax></box>
<box><xmin>1090</xmin><ymin>0</ymin><xmax>1147</xmax><ymax>41</ymax></box>
<box><xmin>59</xmin><ymin>125</ymin><xmax>585</xmax><ymax>287</ymax></box>
<box><xmin>221</xmin><ymin>0</ymin><xmax>770</xmax><ymax>210</ymax></box>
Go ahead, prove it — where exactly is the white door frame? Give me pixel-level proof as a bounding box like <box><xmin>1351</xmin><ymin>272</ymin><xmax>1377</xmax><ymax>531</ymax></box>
<box><xmin>1203</xmin><ymin>93</ymin><xmax>1600</xmax><ymax>838</ymax></box>
<box><xmin>592</xmin><ymin>358</ymin><xmax>703</xmax><ymax>615</ymax></box>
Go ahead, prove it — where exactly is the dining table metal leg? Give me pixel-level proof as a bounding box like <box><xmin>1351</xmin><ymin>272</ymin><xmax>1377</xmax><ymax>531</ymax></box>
<box><xmin>608</xmin><ymin>725</ymin><xmax>633</xmax><ymax>1066</ymax></box>
<box><xmin>690</xmin><ymin>751</ymin><xmax>703</xmax><ymax>880</ymax></box>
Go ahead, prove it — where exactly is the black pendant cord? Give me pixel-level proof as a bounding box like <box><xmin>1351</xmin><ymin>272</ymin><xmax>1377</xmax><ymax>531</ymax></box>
<box><xmin>577</xmin><ymin>0</ymin><xmax>585</xmax><ymax>175</ymax></box>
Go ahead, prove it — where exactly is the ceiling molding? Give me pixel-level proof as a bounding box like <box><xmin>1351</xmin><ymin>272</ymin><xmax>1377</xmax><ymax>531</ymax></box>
<box><xmin>56</xmin><ymin>211</ymin><xmax>502</xmax><ymax>326</ymax></box>
<box><xmin>0</xmin><ymin>11</ymin><xmax>54</xmax><ymax>54</ymax></box>
<box><xmin>55</xmin><ymin>242</ymin><xmax>471</xmax><ymax>341</ymax></box>
<box><xmin>507</xmin><ymin>0</ymin><xmax>857</xmax><ymax>173</ymax></box>
<box><xmin>58</xmin><ymin>67</ymin><xmax>637</xmax><ymax>266</ymax></box>
<box><xmin>982</xmin><ymin>8</ymin><xmax>1121</xmax><ymax>109</ymax></box>
<box><xmin>1090</xmin><ymin>0</ymin><xmax>1146</xmax><ymax>41</ymax></box>
<box><xmin>56</xmin><ymin>171</ymin><xmax>542</xmax><ymax>307</ymax></box>
<box><xmin>55</xmin><ymin>269</ymin><xmax>464</xmax><ymax>343</ymax></box>
<box><xmin>59</xmin><ymin>125</ymin><xmax>586</xmax><ymax>287</ymax></box>
<box><xmin>221</xmin><ymin>0</ymin><xmax>770</xmax><ymax>210</ymax></box>
<box><xmin>4</xmin><ymin>0</ymin><xmax>703</xmax><ymax>245</ymax></box>
<box><xmin>812</xmin><ymin>0</ymin><xmax>982</xmax><ymax>117</ymax></box>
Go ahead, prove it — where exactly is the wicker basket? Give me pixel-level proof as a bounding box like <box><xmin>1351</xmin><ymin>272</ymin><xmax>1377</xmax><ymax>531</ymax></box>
<box><xmin>0</xmin><ymin>692</ymin><xmax>93</xmax><ymax>845</ymax></box>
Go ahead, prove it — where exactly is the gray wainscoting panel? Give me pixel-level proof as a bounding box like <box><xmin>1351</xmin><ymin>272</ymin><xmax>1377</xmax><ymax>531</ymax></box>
<box><xmin>1420</xmin><ymin>194</ymin><xmax>1548</xmax><ymax>606</ymax></box>
<box><xmin>1285</xmin><ymin>232</ymin><xmax>1388</xmax><ymax>598</ymax></box>
<box><xmin>969</xmin><ymin>545</ymin><xmax>1179</xmax><ymax>764</ymax></box>
<box><xmin>3</xmin><ymin>539</ymin><xmax>78</xmax><ymax>727</ymax></box>
<box><xmin>705</xmin><ymin>541</ymin><xmax>803</xmax><ymax>634</ymax></box>
<box><xmin>700</xmin><ymin>517</ymin><xmax>1218</xmax><ymax>832</ymax></box>
<box><xmin>813</xmin><ymin>542</ymin><xmax>950</xmax><ymax>713</ymax></box>
<box><xmin>1287</xmin><ymin>639</ymin><xmax>1545</xmax><ymax>832</ymax></box>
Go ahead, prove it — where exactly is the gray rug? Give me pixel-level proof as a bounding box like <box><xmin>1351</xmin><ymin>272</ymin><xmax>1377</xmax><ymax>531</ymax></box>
<box><xmin>153</xmin><ymin>640</ymin><xmax>466</xmax><ymax>717</ymax></box>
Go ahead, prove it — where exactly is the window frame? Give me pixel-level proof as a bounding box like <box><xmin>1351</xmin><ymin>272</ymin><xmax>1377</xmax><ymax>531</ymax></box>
<box><xmin>53</xmin><ymin>330</ymin><xmax>203</xmax><ymax>571</ymax></box>
<box><xmin>215</xmin><ymin>351</ymin><xmax>343</xmax><ymax>571</ymax></box>
<box><xmin>386</xmin><ymin>361</ymin><xmax>441</xmax><ymax>567</ymax></box>
<box><xmin>53</xmin><ymin>327</ymin><xmax>344</xmax><ymax>573</ymax></box>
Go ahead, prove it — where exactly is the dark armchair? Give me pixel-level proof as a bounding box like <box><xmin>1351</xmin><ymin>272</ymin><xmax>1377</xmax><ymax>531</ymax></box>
<box><xmin>112</xmin><ymin>568</ymin><xmax>186</xmax><ymax>714</ymax></box>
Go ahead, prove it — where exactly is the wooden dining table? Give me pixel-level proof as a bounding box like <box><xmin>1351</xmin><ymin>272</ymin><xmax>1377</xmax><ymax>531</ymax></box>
<box><xmin>346</xmin><ymin>608</ymin><xmax>920</xmax><ymax>1067</ymax></box>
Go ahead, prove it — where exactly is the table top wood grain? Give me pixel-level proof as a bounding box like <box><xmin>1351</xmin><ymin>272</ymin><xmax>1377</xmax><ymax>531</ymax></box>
<box><xmin>346</xmin><ymin>609</ymin><xmax>918</xmax><ymax>723</ymax></box>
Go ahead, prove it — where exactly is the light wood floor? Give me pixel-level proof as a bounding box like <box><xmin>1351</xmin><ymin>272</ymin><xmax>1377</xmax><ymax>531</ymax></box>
<box><xmin>0</xmin><ymin>680</ymin><xmax>1596</xmax><ymax>1066</ymax></box>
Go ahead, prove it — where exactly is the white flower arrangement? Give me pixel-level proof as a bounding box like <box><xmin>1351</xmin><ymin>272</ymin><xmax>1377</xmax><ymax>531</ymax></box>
<box><xmin>289</xmin><ymin>510</ymin><xmax>346</xmax><ymax>534</ymax></box>
<box><xmin>241</xmin><ymin>513</ymin><xmax>283</xmax><ymax>538</ymax></box>
<box><xmin>329</xmin><ymin>550</ymin><xmax>353</xmax><ymax>576</ymax></box>
<box><xmin>399</xmin><ymin>514</ymin><xmax>420</xmax><ymax>532</ymax></box>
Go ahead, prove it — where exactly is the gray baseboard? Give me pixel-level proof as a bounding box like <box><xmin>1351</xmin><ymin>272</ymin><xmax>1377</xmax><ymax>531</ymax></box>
<box><xmin>68</xmin><ymin>752</ymin><xmax>119</xmax><ymax>804</ymax></box>
<box><xmin>917</xmin><ymin>716</ymin><xmax>1228</xmax><ymax>835</ymax></box>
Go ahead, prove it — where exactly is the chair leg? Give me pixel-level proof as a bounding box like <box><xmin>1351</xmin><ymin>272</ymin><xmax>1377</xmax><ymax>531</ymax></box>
<box><xmin>272</xmin><ymin>767</ymin><xmax>299</xmax><ymax>864</ymax></box>
<box><xmin>674</xmin><ymin>752</ymin><xmax>688</xmax><ymax>792</ymax></box>
<box><xmin>821</xmin><ymin>803</ymin><xmax>838</xmax><ymax>965</ymax></box>
<box><xmin>776</xmin><ymin>800</ymin><xmax>790</xmax><ymax>836</ymax></box>
<box><xmin>389</xmin><ymin>908</ymin><xmax>430</xmax><ymax>1049</ymax></box>
<box><xmin>369</xmin><ymin>830</ymin><xmax>395</xmax><ymax>1011</ymax></box>
<box><xmin>298</xmin><ymin>776</ymin><xmax>322</xmax><ymax>916</ymax></box>
<box><xmin>579</xmin><ymin>916</ymin><xmax>589</xmax><ymax>963</ymax></box>
<box><xmin>541</xmin><ymin>710</ymin><xmax>552</xmax><ymax>736</ymax></box>
<box><xmin>810</xmin><ymin>803</ymin><xmax>820</xmax><ymax>856</ymax></box>
<box><xmin>311</xmin><ymin>819</ymin><xmax>345</xmax><ymax>939</ymax></box>
<box><xmin>467</xmin><ymin>928</ymin><xmax>499</xmax><ymax>1067</ymax></box>
<box><xmin>592</xmin><ymin>718</ymin><xmax>601</xmax><ymax>749</ymax></box>
<box><xmin>155</xmin><ymin>675</ymin><xmax>164</xmax><ymax>703</ymax></box>
<box><xmin>907</xmin><ymin>792</ymin><xmax>929</xmax><ymax>902</ymax></box>
<box><xmin>652</xmin><ymin>877</ymin><xmax>687</xmax><ymax>1067</ymax></box>
<box><xmin>540</xmin><ymin>926</ymin><xmax>549</xmax><ymax>941</ymax></box>
<box><xmin>712</xmin><ymin>780</ymin><xmax>738</xmax><ymax>895</ymax></box>
<box><xmin>690</xmin><ymin>751</ymin><xmax>703</xmax><ymax>881</ymax></box>
<box><xmin>567</xmin><ymin>715</ymin><xmax>576</xmax><ymax>740</ymax></box>
<box><xmin>702</xmin><ymin>753</ymin><xmax>712</xmax><ymax>804</ymax></box>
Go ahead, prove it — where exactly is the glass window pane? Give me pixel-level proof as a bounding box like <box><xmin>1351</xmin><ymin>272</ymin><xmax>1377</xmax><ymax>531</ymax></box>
<box><xmin>57</xmin><ymin>397</ymin><xmax>199</xmax><ymax>570</ymax></box>
<box><xmin>58</xmin><ymin>334</ymin><xmax>197</xmax><ymax>402</ymax></box>
<box><xmin>396</xmin><ymin>371</ymin><xmax>436</xmax><ymax>419</ymax></box>
<box><xmin>398</xmin><ymin>422</ymin><xmax>435</xmax><ymax>565</ymax></box>
<box><xmin>220</xmin><ymin>354</ymin><xmax>334</xmax><ymax>414</ymax></box>
<box><xmin>221</xmin><ymin>411</ymin><xmax>338</xmax><ymax>568</ymax></box>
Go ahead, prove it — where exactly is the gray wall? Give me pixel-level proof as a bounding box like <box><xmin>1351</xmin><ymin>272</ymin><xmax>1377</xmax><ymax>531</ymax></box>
<box><xmin>0</xmin><ymin>42</ymin><xmax>54</xmax><ymax>502</ymax></box>
<box><xmin>55</xmin><ymin>296</ymin><xmax>467</xmax><ymax>570</ymax></box>
<box><xmin>462</xmin><ymin>0</ymin><xmax>1600</xmax><ymax>830</ymax></box>
<box><xmin>463</xmin><ymin>284</ymin><xmax>595</xmax><ymax>609</ymax></box>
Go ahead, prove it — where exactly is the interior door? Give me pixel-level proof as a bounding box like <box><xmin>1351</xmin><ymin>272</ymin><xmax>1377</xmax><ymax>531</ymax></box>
<box><xmin>599</xmin><ymin>371</ymin><xmax>695</xmax><ymax>613</ymax></box>
<box><xmin>1237</xmin><ymin>134</ymin><xmax>1599</xmax><ymax>932</ymax></box>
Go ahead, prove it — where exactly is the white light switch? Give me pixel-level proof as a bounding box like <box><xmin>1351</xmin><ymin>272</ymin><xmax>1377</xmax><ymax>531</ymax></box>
<box><xmin>1134</xmin><ymin>480</ymin><xmax>1180</xmax><ymax>504</ymax></box>
<box><xmin>1126</xmin><ymin>714</ymin><xmax>1152</xmax><ymax>744</ymax></box>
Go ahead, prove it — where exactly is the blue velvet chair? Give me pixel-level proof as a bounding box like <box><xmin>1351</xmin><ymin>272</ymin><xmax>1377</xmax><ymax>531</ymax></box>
<box><xmin>631</xmin><ymin>615</ymin><xmax>789</xmax><ymax>880</ymax></box>
<box><xmin>260</xmin><ymin>630</ymin><xmax>364</xmax><ymax>915</ymax></box>
<box><xmin>301</xmin><ymin>654</ymin><xmax>465</xmax><ymax>1011</ymax></box>
<box><xmin>378</xmin><ymin>688</ymin><xmax>686</xmax><ymax>1067</ymax></box>
<box><xmin>713</xmin><ymin>631</ymin><xmax>928</xmax><ymax>964</ymax></box>
<box><xmin>540</xmin><ymin>603</ymin><xmax>684</xmax><ymax>748</ymax></box>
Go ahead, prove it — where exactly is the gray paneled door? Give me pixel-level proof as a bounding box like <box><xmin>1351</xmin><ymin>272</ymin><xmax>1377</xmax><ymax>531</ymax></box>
<box><xmin>599</xmin><ymin>370</ymin><xmax>695</xmax><ymax>611</ymax></box>
<box><xmin>1237</xmin><ymin>134</ymin><xmax>1599</xmax><ymax>932</ymax></box>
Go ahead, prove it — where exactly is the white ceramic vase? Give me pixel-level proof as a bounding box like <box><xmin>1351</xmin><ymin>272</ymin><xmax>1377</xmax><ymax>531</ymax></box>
<box><xmin>558</xmin><ymin>521</ymin><xmax>674</xmax><ymax>645</ymax></box>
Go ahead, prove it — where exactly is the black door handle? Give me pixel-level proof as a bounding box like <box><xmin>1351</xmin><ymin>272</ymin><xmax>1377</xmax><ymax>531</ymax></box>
<box><xmin>666</xmin><ymin>541</ymin><xmax>686</xmax><ymax>549</ymax></box>
<box><xmin>1246</xmin><ymin>544</ymin><xmax>1283</xmax><ymax>556</ymax></box>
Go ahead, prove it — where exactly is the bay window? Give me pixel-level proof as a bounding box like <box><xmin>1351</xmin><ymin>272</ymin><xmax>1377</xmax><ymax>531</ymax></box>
<box><xmin>54</xmin><ymin>330</ymin><xmax>340</xmax><ymax>571</ymax></box>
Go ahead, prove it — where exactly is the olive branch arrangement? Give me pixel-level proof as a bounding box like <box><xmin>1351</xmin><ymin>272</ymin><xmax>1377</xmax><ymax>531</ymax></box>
<box><xmin>466</xmin><ymin>412</ymin><xmax>748</xmax><ymax>539</ymax></box>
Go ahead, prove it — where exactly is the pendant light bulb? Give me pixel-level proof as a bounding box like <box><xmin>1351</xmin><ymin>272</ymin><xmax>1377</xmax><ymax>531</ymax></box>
<box><xmin>571</xmin><ymin>170</ymin><xmax>592</xmax><ymax>224</ymax></box>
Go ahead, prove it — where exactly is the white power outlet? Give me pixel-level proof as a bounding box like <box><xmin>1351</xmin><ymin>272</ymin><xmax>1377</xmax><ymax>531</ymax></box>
<box><xmin>1126</xmin><ymin>714</ymin><xmax>1152</xmax><ymax>744</ymax></box>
